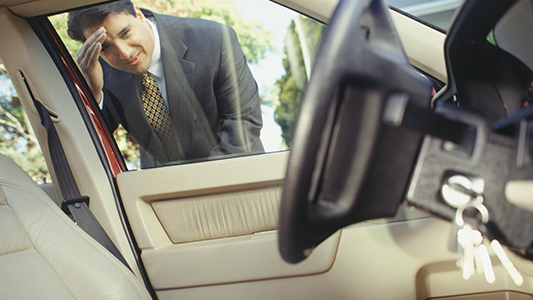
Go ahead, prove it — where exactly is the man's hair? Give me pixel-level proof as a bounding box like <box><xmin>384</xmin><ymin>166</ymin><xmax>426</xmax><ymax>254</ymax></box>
<box><xmin>67</xmin><ymin>0</ymin><xmax>136</xmax><ymax>42</ymax></box>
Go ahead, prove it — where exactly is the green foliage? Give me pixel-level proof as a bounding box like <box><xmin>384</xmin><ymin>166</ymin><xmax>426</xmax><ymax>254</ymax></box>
<box><xmin>274</xmin><ymin>17</ymin><xmax>325</xmax><ymax>147</ymax></box>
<box><xmin>274</xmin><ymin>21</ymin><xmax>304</xmax><ymax>147</ymax></box>
<box><xmin>274</xmin><ymin>74</ymin><xmax>303</xmax><ymax>147</ymax></box>
<box><xmin>259</xmin><ymin>84</ymin><xmax>280</xmax><ymax>108</ymax></box>
<box><xmin>296</xmin><ymin>15</ymin><xmax>324</xmax><ymax>64</ymax></box>
<box><xmin>49</xmin><ymin>13</ymin><xmax>82</xmax><ymax>58</ymax></box>
<box><xmin>113</xmin><ymin>124</ymin><xmax>141</xmax><ymax>169</ymax></box>
<box><xmin>134</xmin><ymin>0</ymin><xmax>275</xmax><ymax>63</ymax></box>
<box><xmin>0</xmin><ymin>135</ymin><xmax>50</xmax><ymax>184</ymax></box>
<box><xmin>0</xmin><ymin>67</ymin><xmax>50</xmax><ymax>183</ymax></box>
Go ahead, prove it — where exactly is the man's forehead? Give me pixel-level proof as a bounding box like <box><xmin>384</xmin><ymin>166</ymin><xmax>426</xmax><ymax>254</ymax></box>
<box><xmin>82</xmin><ymin>12</ymin><xmax>136</xmax><ymax>39</ymax></box>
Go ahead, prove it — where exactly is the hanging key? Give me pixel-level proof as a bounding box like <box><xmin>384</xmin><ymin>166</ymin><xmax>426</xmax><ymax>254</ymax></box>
<box><xmin>477</xmin><ymin>213</ymin><xmax>524</xmax><ymax>286</ymax></box>
<box><xmin>457</xmin><ymin>223</ymin><xmax>475</xmax><ymax>279</ymax></box>
<box><xmin>490</xmin><ymin>239</ymin><xmax>524</xmax><ymax>286</ymax></box>
<box><xmin>454</xmin><ymin>199</ymin><xmax>492</xmax><ymax>281</ymax></box>
<box><xmin>450</xmin><ymin>206</ymin><xmax>473</xmax><ymax>268</ymax></box>
<box><xmin>470</xmin><ymin>229</ymin><xmax>483</xmax><ymax>275</ymax></box>
<box><xmin>469</xmin><ymin>227</ymin><xmax>497</xmax><ymax>283</ymax></box>
<box><xmin>477</xmin><ymin>243</ymin><xmax>495</xmax><ymax>283</ymax></box>
<box><xmin>449</xmin><ymin>215</ymin><xmax>466</xmax><ymax>266</ymax></box>
<box><xmin>474</xmin><ymin>248</ymin><xmax>484</xmax><ymax>275</ymax></box>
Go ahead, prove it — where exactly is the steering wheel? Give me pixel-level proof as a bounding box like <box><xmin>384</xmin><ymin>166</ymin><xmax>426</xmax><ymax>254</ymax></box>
<box><xmin>278</xmin><ymin>0</ymin><xmax>432</xmax><ymax>263</ymax></box>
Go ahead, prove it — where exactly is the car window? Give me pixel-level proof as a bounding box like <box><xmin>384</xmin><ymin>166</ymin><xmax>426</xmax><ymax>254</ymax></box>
<box><xmin>0</xmin><ymin>59</ymin><xmax>51</xmax><ymax>183</ymax></box>
<box><xmin>49</xmin><ymin>0</ymin><xmax>325</xmax><ymax>170</ymax></box>
<box><xmin>386</xmin><ymin>0</ymin><xmax>464</xmax><ymax>31</ymax></box>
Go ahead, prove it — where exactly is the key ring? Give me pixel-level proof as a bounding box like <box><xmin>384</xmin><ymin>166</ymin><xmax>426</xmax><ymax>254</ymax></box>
<box><xmin>455</xmin><ymin>200</ymin><xmax>489</xmax><ymax>227</ymax></box>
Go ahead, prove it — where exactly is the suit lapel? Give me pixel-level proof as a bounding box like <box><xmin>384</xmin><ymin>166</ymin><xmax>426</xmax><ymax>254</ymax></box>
<box><xmin>152</xmin><ymin>12</ymin><xmax>198</xmax><ymax>153</ymax></box>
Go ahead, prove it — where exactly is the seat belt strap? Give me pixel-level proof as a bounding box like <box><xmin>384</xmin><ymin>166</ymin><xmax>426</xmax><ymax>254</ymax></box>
<box><xmin>33</xmin><ymin>100</ymin><xmax>130</xmax><ymax>269</ymax></box>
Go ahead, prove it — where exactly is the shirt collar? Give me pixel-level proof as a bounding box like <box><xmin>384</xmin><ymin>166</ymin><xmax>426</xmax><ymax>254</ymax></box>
<box><xmin>146</xmin><ymin>18</ymin><xmax>164</xmax><ymax>79</ymax></box>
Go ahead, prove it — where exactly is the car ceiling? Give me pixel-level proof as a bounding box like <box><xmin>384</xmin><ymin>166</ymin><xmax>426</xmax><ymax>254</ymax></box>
<box><xmin>1</xmin><ymin>0</ymin><xmax>337</xmax><ymax>19</ymax></box>
<box><xmin>0</xmin><ymin>0</ymin><xmax>103</xmax><ymax>17</ymax></box>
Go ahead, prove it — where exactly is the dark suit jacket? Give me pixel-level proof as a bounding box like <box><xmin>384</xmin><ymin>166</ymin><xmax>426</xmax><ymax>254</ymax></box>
<box><xmin>100</xmin><ymin>10</ymin><xmax>264</xmax><ymax>167</ymax></box>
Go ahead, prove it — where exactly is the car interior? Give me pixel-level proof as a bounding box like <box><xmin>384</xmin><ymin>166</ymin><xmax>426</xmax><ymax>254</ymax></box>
<box><xmin>1</xmin><ymin>0</ymin><xmax>533</xmax><ymax>299</ymax></box>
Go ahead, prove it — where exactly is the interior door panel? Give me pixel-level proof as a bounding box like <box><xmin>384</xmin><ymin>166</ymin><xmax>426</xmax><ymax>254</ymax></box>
<box><xmin>117</xmin><ymin>151</ymin><xmax>341</xmax><ymax>291</ymax></box>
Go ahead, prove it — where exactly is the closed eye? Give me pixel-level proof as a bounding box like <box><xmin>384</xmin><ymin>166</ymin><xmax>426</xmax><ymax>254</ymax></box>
<box><xmin>122</xmin><ymin>29</ymin><xmax>131</xmax><ymax>37</ymax></box>
<box><xmin>118</xmin><ymin>26</ymin><xmax>132</xmax><ymax>39</ymax></box>
<box><xmin>101</xmin><ymin>43</ymin><xmax>110</xmax><ymax>52</ymax></box>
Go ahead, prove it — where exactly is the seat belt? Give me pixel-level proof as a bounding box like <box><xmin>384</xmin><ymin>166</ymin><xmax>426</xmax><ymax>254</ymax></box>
<box><xmin>33</xmin><ymin>100</ymin><xmax>130</xmax><ymax>269</ymax></box>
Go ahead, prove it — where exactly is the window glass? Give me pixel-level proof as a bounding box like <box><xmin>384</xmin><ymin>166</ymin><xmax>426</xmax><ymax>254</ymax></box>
<box><xmin>49</xmin><ymin>0</ymin><xmax>325</xmax><ymax>170</ymax></box>
<box><xmin>0</xmin><ymin>59</ymin><xmax>51</xmax><ymax>184</ymax></box>
<box><xmin>386</xmin><ymin>0</ymin><xmax>464</xmax><ymax>31</ymax></box>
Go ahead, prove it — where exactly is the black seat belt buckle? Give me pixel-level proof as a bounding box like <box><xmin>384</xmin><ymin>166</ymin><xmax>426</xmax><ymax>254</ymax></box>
<box><xmin>61</xmin><ymin>195</ymin><xmax>90</xmax><ymax>215</ymax></box>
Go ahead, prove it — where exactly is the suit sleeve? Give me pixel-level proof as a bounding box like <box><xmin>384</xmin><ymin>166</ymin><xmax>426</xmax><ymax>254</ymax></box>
<box><xmin>99</xmin><ymin>89</ymin><xmax>121</xmax><ymax>134</ymax></box>
<box><xmin>209</xmin><ymin>25</ymin><xmax>265</xmax><ymax>156</ymax></box>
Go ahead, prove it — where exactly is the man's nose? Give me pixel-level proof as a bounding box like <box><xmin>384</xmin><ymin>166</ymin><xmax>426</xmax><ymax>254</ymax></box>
<box><xmin>115</xmin><ymin>42</ymin><xmax>131</xmax><ymax>60</ymax></box>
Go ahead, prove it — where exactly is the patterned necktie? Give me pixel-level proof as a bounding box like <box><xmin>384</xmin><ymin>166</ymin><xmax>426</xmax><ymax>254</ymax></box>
<box><xmin>141</xmin><ymin>72</ymin><xmax>181</xmax><ymax>161</ymax></box>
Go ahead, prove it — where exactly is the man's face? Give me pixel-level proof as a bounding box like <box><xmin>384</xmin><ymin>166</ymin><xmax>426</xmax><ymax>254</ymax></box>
<box><xmin>83</xmin><ymin>6</ymin><xmax>155</xmax><ymax>75</ymax></box>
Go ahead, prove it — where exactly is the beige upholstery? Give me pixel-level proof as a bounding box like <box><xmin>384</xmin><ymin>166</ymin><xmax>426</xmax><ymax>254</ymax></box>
<box><xmin>152</xmin><ymin>187</ymin><xmax>281</xmax><ymax>243</ymax></box>
<box><xmin>0</xmin><ymin>153</ymin><xmax>151</xmax><ymax>300</ymax></box>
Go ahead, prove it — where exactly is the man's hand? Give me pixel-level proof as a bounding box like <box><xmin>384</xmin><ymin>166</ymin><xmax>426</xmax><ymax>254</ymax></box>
<box><xmin>76</xmin><ymin>27</ymin><xmax>106</xmax><ymax>104</ymax></box>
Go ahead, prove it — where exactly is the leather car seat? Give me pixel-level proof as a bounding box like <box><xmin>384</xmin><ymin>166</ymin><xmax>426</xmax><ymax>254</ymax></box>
<box><xmin>0</xmin><ymin>153</ymin><xmax>152</xmax><ymax>300</ymax></box>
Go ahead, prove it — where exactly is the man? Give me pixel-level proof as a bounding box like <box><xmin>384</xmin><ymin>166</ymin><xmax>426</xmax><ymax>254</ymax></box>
<box><xmin>68</xmin><ymin>0</ymin><xmax>264</xmax><ymax>167</ymax></box>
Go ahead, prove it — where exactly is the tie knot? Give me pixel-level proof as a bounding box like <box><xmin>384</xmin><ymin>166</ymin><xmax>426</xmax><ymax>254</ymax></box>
<box><xmin>142</xmin><ymin>72</ymin><xmax>154</xmax><ymax>86</ymax></box>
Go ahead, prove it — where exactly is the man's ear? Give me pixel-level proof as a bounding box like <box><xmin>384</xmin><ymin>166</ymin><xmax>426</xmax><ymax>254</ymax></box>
<box><xmin>133</xmin><ymin>5</ymin><xmax>145</xmax><ymax>20</ymax></box>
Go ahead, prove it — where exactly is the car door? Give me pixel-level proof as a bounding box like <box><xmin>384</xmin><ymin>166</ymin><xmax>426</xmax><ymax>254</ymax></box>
<box><xmin>108</xmin><ymin>0</ymin><xmax>343</xmax><ymax>296</ymax></box>
<box><xmin>105</xmin><ymin>1</ymin><xmax>455</xmax><ymax>298</ymax></box>
<box><xmin>3</xmin><ymin>0</ymin><xmax>533</xmax><ymax>299</ymax></box>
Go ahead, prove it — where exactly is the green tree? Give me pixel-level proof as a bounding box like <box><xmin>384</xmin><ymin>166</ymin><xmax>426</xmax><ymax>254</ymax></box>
<box><xmin>274</xmin><ymin>17</ymin><xmax>325</xmax><ymax>147</ymax></box>
<box><xmin>49</xmin><ymin>13</ymin><xmax>80</xmax><ymax>59</ymax></box>
<box><xmin>0</xmin><ymin>63</ymin><xmax>50</xmax><ymax>183</ymax></box>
